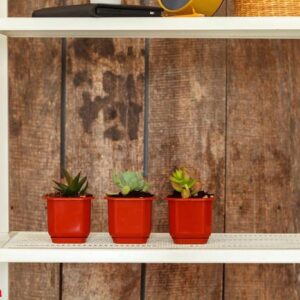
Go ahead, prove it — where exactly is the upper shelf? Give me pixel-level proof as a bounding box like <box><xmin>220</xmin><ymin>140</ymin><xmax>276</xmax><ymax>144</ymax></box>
<box><xmin>0</xmin><ymin>17</ymin><xmax>299</xmax><ymax>39</ymax></box>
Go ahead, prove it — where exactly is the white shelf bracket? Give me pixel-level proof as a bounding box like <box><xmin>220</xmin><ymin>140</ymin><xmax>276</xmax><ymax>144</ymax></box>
<box><xmin>0</xmin><ymin>0</ymin><xmax>9</xmax><ymax>298</ymax></box>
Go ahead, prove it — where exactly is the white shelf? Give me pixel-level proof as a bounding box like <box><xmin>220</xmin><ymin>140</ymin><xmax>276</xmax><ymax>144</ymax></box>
<box><xmin>1</xmin><ymin>232</ymin><xmax>300</xmax><ymax>263</ymax></box>
<box><xmin>0</xmin><ymin>17</ymin><xmax>299</xmax><ymax>39</ymax></box>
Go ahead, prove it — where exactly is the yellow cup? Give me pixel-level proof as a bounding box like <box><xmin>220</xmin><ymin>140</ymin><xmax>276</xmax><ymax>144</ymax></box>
<box><xmin>158</xmin><ymin>0</ymin><xmax>223</xmax><ymax>16</ymax></box>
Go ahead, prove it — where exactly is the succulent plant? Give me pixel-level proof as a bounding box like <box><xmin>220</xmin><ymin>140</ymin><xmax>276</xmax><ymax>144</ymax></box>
<box><xmin>112</xmin><ymin>171</ymin><xmax>150</xmax><ymax>196</ymax></box>
<box><xmin>170</xmin><ymin>167</ymin><xmax>202</xmax><ymax>198</ymax></box>
<box><xmin>54</xmin><ymin>169</ymin><xmax>89</xmax><ymax>197</ymax></box>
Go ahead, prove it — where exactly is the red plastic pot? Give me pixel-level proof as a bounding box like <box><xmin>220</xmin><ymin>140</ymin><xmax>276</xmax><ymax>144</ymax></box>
<box><xmin>106</xmin><ymin>196</ymin><xmax>154</xmax><ymax>244</ymax></box>
<box><xmin>166</xmin><ymin>197</ymin><xmax>214</xmax><ymax>244</ymax></box>
<box><xmin>45</xmin><ymin>195</ymin><xmax>94</xmax><ymax>244</ymax></box>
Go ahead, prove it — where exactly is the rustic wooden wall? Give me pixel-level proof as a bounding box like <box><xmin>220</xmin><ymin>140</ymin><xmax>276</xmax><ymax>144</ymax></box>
<box><xmin>8</xmin><ymin>0</ymin><xmax>300</xmax><ymax>299</ymax></box>
<box><xmin>62</xmin><ymin>0</ymin><xmax>144</xmax><ymax>298</ymax></box>
<box><xmin>9</xmin><ymin>1</ymin><xmax>62</xmax><ymax>299</ymax></box>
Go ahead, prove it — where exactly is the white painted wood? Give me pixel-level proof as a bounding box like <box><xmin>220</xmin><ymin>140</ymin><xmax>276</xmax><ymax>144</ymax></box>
<box><xmin>0</xmin><ymin>2</ymin><xmax>8</xmax><ymax>235</ymax></box>
<box><xmin>0</xmin><ymin>264</ymin><xmax>8</xmax><ymax>300</ymax></box>
<box><xmin>2</xmin><ymin>232</ymin><xmax>300</xmax><ymax>263</ymax></box>
<box><xmin>0</xmin><ymin>0</ymin><xmax>9</xmax><ymax>298</ymax></box>
<box><xmin>0</xmin><ymin>233</ymin><xmax>8</xmax><ymax>298</ymax></box>
<box><xmin>0</xmin><ymin>17</ymin><xmax>299</xmax><ymax>39</ymax></box>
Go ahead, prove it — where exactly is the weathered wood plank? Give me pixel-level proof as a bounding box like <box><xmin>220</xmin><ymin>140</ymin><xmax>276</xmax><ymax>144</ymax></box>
<box><xmin>8</xmin><ymin>1</ymin><xmax>62</xmax><ymax>299</ymax></box>
<box><xmin>225</xmin><ymin>2</ymin><xmax>300</xmax><ymax>298</ymax></box>
<box><xmin>144</xmin><ymin>0</ymin><xmax>226</xmax><ymax>298</ymax></box>
<box><xmin>144</xmin><ymin>38</ymin><xmax>226</xmax><ymax>300</ymax></box>
<box><xmin>225</xmin><ymin>39</ymin><xmax>300</xmax><ymax>300</ymax></box>
<box><xmin>62</xmin><ymin>1</ymin><xmax>145</xmax><ymax>299</ymax></box>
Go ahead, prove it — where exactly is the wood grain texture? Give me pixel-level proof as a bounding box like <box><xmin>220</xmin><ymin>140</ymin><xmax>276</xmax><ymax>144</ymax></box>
<box><xmin>225</xmin><ymin>2</ymin><xmax>300</xmax><ymax>299</ymax></box>
<box><xmin>225</xmin><ymin>39</ymin><xmax>300</xmax><ymax>300</ymax></box>
<box><xmin>8</xmin><ymin>1</ymin><xmax>63</xmax><ymax>299</ymax></box>
<box><xmin>143</xmin><ymin>0</ymin><xmax>227</xmax><ymax>298</ymax></box>
<box><xmin>62</xmin><ymin>1</ymin><xmax>144</xmax><ymax>299</ymax></box>
<box><xmin>144</xmin><ymin>38</ymin><xmax>226</xmax><ymax>299</ymax></box>
<box><xmin>8</xmin><ymin>0</ymin><xmax>300</xmax><ymax>299</ymax></box>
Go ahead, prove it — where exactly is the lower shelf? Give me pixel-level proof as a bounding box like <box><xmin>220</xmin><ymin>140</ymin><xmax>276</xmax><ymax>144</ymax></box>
<box><xmin>1</xmin><ymin>232</ymin><xmax>300</xmax><ymax>263</ymax></box>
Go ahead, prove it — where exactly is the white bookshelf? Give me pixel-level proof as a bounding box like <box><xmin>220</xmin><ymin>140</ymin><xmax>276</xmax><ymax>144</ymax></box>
<box><xmin>1</xmin><ymin>2</ymin><xmax>300</xmax><ymax>299</ymax></box>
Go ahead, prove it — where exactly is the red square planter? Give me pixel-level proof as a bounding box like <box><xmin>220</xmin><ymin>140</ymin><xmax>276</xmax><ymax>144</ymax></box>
<box><xmin>166</xmin><ymin>197</ymin><xmax>214</xmax><ymax>244</ymax></box>
<box><xmin>46</xmin><ymin>196</ymin><xmax>93</xmax><ymax>244</ymax></box>
<box><xmin>106</xmin><ymin>196</ymin><xmax>154</xmax><ymax>244</ymax></box>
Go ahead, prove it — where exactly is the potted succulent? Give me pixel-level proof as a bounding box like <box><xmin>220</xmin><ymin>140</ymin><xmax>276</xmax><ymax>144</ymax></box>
<box><xmin>44</xmin><ymin>170</ymin><xmax>94</xmax><ymax>244</ymax></box>
<box><xmin>166</xmin><ymin>167</ymin><xmax>214</xmax><ymax>244</ymax></box>
<box><xmin>106</xmin><ymin>171</ymin><xmax>154</xmax><ymax>244</ymax></box>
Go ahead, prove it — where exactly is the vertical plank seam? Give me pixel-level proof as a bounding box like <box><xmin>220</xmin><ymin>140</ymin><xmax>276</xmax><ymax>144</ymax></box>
<box><xmin>141</xmin><ymin>1</ymin><xmax>150</xmax><ymax>297</ymax></box>
<box><xmin>60</xmin><ymin>38</ymin><xmax>67</xmax><ymax>177</ymax></box>
<box><xmin>222</xmin><ymin>37</ymin><xmax>229</xmax><ymax>300</ymax></box>
<box><xmin>59</xmin><ymin>37</ymin><xmax>67</xmax><ymax>300</ymax></box>
<box><xmin>143</xmin><ymin>38</ymin><xmax>150</xmax><ymax>178</ymax></box>
<box><xmin>60</xmin><ymin>1</ymin><xmax>67</xmax><ymax>297</ymax></box>
<box><xmin>59</xmin><ymin>263</ymin><xmax>64</xmax><ymax>300</ymax></box>
<box><xmin>222</xmin><ymin>2</ymin><xmax>229</xmax><ymax>299</ymax></box>
<box><xmin>140</xmin><ymin>263</ymin><xmax>147</xmax><ymax>300</ymax></box>
<box><xmin>141</xmin><ymin>37</ymin><xmax>150</xmax><ymax>300</ymax></box>
<box><xmin>59</xmin><ymin>16</ymin><xmax>67</xmax><ymax>298</ymax></box>
<box><xmin>221</xmin><ymin>39</ymin><xmax>228</xmax><ymax>300</ymax></box>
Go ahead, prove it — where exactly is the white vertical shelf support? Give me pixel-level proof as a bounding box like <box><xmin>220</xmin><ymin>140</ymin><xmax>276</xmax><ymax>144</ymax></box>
<box><xmin>0</xmin><ymin>0</ymin><xmax>9</xmax><ymax>299</ymax></box>
<box><xmin>0</xmin><ymin>0</ymin><xmax>8</xmax><ymax>234</ymax></box>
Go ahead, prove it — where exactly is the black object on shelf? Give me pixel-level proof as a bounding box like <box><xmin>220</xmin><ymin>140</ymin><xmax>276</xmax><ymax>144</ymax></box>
<box><xmin>32</xmin><ymin>4</ymin><xmax>163</xmax><ymax>17</ymax></box>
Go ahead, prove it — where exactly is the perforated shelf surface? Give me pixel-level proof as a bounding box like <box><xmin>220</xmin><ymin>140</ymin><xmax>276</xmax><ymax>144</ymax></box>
<box><xmin>5</xmin><ymin>232</ymin><xmax>300</xmax><ymax>249</ymax></box>
<box><xmin>1</xmin><ymin>232</ymin><xmax>300</xmax><ymax>263</ymax></box>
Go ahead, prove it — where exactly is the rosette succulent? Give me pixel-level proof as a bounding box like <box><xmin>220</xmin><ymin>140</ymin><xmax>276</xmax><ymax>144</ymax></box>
<box><xmin>112</xmin><ymin>171</ymin><xmax>150</xmax><ymax>196</ymax></box>
<box><xmin>170</xmin><ymin>167</ymin><xmax>201</xmax><ymax>198</ymax></box>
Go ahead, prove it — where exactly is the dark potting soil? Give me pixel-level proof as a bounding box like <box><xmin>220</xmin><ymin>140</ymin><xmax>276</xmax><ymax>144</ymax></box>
<box><xmin>108</xmin><ymin>191</ymin><xmax>154</xmax><ymax>198</ymax></box>
<box><xmin>167</xmin><ymin>191</ymin><xmax>214</xmax><ymax>199</ymax></box>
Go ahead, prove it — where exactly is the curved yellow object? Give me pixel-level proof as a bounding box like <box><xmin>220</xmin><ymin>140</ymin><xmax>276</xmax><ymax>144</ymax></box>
<box><xmin>158</xmin><ymin>0</ymin><xmax>223</xmax><ymax>16</ymax></box>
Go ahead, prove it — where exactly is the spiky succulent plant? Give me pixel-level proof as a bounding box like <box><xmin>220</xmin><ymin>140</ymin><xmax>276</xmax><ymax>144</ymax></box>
<box><xmin>112</xmin><ymin>171</ymin><xmax>150</xmax><ymax>196</ymax></box>
<box><xmin>54</xmin><ymin>169</ymin><xmax>89</xmax><ymax>197</ymax></box>
<box><xmin>170</xmin><ymin>167</ymin><xmax>201</xmax><ymax>198</ymax></box>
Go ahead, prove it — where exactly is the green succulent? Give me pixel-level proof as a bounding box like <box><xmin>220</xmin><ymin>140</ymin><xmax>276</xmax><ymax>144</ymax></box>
<box><xmin>54</xmin><ymin>169</ymin><xmax>89</xmax><ymax>197</ymax></box>
<box><xmin>112</xmin><ymin>171</ymin><xmax>150</xmax><ymax>196</ymax></box>
<box><xmin>170</xmin><ymin>167</ymin><xmax>201</xmax><ymax>198</ymax></box>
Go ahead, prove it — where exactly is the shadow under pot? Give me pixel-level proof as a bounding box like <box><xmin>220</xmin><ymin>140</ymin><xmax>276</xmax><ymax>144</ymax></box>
<box><xmin>106</xmin><ymin>196</ymin><xmax>155</xmax><ymax>244</ymax></box>
<box><xmin>45</xmin><ymin>195</ymin><xmax>94</xmax><ymax>244</ymax></box>
<box><xmin>165</xmin><ymin>196</ymin><xmax>214</xmax><ymax>244</ymax></box>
